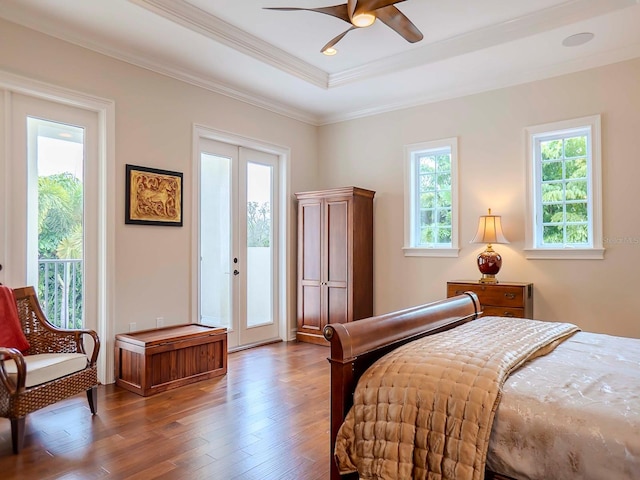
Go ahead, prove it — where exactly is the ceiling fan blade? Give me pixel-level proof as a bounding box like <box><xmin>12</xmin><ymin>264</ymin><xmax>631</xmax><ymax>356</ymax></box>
<box><xmin>348</xmin><ymin>0</ymin><xmax>357</xmax><ymax>21</ymax></box>
<box><xmin>264</xmin><ymin>5</ymin><xmax>350</xmax><ymax>24</ymax></box>
<box><xmin>356</xmin><ymin>0</ymin><xmax>406</xmax><ymax>13</ymax></box>
<box><xmin>375</xmin><ymin>5</ymin><xmax>423</xmax><ymax>43</ymax></box>
<box><xmin>321</xmin><ymin>27</ymin><xmax>356</xmax><ymax>53</ymax></box>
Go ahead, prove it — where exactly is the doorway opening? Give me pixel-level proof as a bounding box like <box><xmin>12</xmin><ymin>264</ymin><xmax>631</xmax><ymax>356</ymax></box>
<box><xmin>193</xmin><ymin>127</ymin><xmax>291</xmax><ymax>351</ymax></box>
<box><xmin>28</xmin><ymin>118</ymin><xmax>86</xmax><ymax>329</ymax></box>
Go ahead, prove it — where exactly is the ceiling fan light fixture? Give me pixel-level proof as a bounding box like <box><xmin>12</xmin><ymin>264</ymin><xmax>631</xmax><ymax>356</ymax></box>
<box><xmin>351</xmin><ymin>12</ymin><xmax>376</xmax><ymax>28</ymax></box>
<box><xmin>268</xmin><ymin>2</ymin><xmax>423</xmax><ymax>51</ymax></box>
<box><xmin>322</xmin><ymin>47</ymin><xmax>338</xmax><ymax>56</ymax></box>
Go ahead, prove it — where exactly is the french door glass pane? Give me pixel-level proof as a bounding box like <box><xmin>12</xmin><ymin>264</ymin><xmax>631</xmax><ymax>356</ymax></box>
<box><xmin>200</xmin><ymin>153</ymin><xmax>231</xmax><ymax>329</ymax></box>
<box><xmin>246</xmin><ymin>162</ymin><xmax>273</xmax><ymax>328</ymax></box>
<box><xmin>29</xmin><ymin>117</ymin><xmax>84</xmax><ymax>329</ymax></box>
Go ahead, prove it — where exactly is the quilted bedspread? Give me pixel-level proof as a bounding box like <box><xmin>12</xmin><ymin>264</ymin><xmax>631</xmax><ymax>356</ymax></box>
<box><xmin>334</xmin><ymin>316</ymin><xmax>579</xmax><ymax>480</ymax></box>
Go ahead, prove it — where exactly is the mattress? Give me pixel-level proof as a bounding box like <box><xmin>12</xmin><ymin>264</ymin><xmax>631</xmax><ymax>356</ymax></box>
<box><xmin>488</xmin><ymin>331</ymin><xmax>640</xmax><ymax>479</ymax></box>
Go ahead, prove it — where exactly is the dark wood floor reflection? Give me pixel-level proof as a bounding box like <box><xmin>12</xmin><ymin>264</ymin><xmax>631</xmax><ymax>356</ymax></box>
<box><xmin>0</xmin><ymin>341</ymin><xmax>331</xmax><ymax>479</ymax></box>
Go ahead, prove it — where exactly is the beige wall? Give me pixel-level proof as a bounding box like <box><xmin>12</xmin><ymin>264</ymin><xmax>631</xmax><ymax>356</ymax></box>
<box><xmin>0</xmin><ymin>20</ymin><xmax>319</xmax><ymax>355</ymax></box>
<box><xmin>2</xmin><ymin>16</ymin><xmax>639</xmax><ymax>353</ymax></box>
<box><xmin>318</xmin><ymin>58</ymin><xmax>640</xmax><ymax>338</ymax></box>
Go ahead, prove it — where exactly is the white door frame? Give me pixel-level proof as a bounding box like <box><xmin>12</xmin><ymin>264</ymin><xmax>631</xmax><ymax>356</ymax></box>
<box><xmin>192</xmin><ymin>124</ymin><xmax>293</xmax><ymax>346</ymax></box>
<box><xmin>0</xmin><ymin>70</ymin><xmax>115</xmax><ymax>384</ymax></box>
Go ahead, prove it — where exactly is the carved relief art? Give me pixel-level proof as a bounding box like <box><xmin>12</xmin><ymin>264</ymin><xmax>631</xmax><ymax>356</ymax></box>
<box><xmin>125</xmin><ymin>165</ymin><xmax>183</xmax><ymax>226</ymax></box>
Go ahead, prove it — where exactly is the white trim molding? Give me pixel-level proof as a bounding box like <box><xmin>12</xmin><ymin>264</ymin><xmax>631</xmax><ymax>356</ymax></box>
<box><xmin>403</xmin><ymin>137</ymin><xmax>459</xmax><ymax>258</ymax></box>
<box><xmin>191</xmin><ymin>124</ymin><xmax>294</xmax><ymax>342</ymax></box>
<box><xmin>0</xmin><ymin>69</ymin><xmax>116</xmax><ymax>383</ymax></box>
<box><xmin>524</xmin><ymin>248</ymin><xmax>605</xmax><ymax>260</ymax></box>
<box><xmin>524</xmin><ymin>114</ymin><xmax>604</xmax><ymax>260</ymax></box>
<box><xmin>402</xmin><ymin>247</ymin><xmax>460</xmax><ymax>258</ymax></box>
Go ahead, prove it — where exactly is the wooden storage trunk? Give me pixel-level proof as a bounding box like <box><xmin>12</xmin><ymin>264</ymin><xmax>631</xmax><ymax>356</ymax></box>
<box><xmin>115</xmin><ymin>324</ymin><xmax>227</xmax><ymax>396</ymax></box>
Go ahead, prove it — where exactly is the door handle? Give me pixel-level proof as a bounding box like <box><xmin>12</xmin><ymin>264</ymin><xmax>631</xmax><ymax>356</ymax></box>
<box><xmin>233</xmin><ymin>270</ymin><xmax>240</xmax><ymax>276</ymax></box>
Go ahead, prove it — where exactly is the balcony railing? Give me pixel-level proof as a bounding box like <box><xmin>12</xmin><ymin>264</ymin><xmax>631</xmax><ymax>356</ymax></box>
<box><xmin>38</xmin><ymin>259</ymin><xmax>83</xmax><ymax>329</ymax></box>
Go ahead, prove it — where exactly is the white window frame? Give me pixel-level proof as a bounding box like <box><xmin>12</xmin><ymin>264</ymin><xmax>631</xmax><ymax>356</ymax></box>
<box><xmin>524</xmin><ymin>115</ymin><xmax>604</xmax><ymax>259</ymax></box>
<box><xmin>403</xmin><ymin>137</ymin><xmax>459</xmax><ymax>257</ymax></box>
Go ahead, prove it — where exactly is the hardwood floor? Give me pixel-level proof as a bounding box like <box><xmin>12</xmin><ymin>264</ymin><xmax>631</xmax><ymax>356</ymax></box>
<box><xmin>0</xmin><ymin>341</ymin><xmax>331</xmax><ymax>479</ymax></box>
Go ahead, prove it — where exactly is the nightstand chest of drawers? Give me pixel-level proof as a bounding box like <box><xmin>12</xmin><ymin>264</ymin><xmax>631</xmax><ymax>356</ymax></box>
<box><xmin>446</xmin><ymin>281</ymin><xmax>533</xmax><ymax>318</ymax></box>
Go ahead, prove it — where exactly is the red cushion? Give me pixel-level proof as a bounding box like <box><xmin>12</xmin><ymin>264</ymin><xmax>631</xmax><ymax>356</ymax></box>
<box><xmin>0</xmin><ymin>287</ymin><xmax>30</xmax><ymax>353</ymax></box>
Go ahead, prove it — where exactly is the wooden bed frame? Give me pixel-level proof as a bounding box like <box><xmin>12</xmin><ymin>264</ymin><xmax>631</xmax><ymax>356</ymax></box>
<box><xmin>322</xmin><ymin>292</ymin><xmax>511</xmax><ymax>480</ymax></box>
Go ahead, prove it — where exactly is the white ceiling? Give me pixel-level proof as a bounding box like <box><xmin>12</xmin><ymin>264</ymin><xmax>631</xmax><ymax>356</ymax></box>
<box><xmin>1</xmin><ymin>0</ymin><xmax>640</xmax><ymax>125</ymax></box>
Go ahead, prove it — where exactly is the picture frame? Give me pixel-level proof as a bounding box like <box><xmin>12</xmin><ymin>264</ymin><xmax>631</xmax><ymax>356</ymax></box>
<box><xmin>125</xmin><ymin>164</ymin><xmax>183</xmax><ymax>226</ymax></box>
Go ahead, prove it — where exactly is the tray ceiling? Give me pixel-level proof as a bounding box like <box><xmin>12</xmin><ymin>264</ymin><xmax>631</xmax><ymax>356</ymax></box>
<box><xmin>1</xmin><ymin>0</ymin><xmax>639</xmax><ymax>125</ymax></box>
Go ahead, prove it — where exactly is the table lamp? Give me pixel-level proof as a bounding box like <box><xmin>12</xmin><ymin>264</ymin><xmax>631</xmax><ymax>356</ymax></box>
<box><xmin>471</xmin><ymin>208</ymin><xmax>509</xmax><ymax>283</ymax></box>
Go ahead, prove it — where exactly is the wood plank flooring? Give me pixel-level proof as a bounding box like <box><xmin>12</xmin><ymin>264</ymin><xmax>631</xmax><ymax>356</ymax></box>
<box><xmin>0</xmin><ymin>341</ymin><xmax>331</xmax><ymax>479</ymax></box>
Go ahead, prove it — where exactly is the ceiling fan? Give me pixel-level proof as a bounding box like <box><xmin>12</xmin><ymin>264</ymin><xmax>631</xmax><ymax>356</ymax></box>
<box><xmin>264</xmin><ymin>0</ymin><xmax>423</xmax><ymax>54</ymax></box>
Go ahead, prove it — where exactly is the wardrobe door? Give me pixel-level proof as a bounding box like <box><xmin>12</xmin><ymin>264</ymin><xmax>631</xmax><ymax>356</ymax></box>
<box><xmin>297</xmin><ymin>199</ymin><xmax>323</xmax><ymax>340</ymax></box>
<box><xmin>325</xmin><ymin>197</ymin><xmax>349</xmax><ymax>326</ymax></box>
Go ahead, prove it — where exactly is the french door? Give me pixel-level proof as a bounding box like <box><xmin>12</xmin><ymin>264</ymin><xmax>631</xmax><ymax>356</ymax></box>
<box><xmin>5</xmin><ymin>93</ymin><xmax>99</xmax><ymax>333</ymax></box>
<box><xmin>198</xmin><ymin>138</ymin><xmax>280</xmax><ymax>349</ymax></box>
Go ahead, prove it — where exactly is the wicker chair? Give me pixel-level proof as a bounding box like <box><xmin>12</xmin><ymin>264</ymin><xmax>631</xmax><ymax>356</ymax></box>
<box><xmin>0</xmin><ymin>286</ymin><xmax>100</xmax><ymax>453</ymax></box>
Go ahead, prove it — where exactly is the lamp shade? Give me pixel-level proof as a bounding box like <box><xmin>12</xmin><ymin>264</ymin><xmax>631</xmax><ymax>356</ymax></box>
<box><xmin>471</xmin><ymin>209</ymin><xmax>509</xmax><ymax>244</ymax></box>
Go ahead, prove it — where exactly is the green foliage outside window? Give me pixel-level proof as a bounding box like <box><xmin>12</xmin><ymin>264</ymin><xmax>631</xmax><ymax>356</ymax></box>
<box><xmin>38</xmin><ymin>173</ymin><xmax>84</xmax><ymax>328</ymax></box>
<box><xmin>539</xmin><ymin>134</ymin><xmax>589</xmax><ymax>245</ymax></box>
<box><xmin>417</xmin><ymin>152</ymin><xmax>452</xmax><ymax>245</ymax></box>
<box><xmin>247</xmin><ymin>201</ymin><xmax>271</xmax><ymax>247</ymax></box>
<box><xmin>38</xmin><ymin>173</ymin><xmax>83</xmax><ymax>259</ymax></box>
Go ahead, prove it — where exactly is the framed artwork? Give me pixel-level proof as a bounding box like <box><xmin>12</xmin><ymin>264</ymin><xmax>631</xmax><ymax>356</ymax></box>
<box><xmin>125</xmin><ymin>164</ymin><xmax>183</xmax><ymax>226</ymax></box>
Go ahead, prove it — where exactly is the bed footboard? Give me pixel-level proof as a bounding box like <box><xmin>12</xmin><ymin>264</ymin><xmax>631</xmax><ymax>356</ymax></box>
<box><xmin>323</xmin><ymin>292</ymin><xmax>480</xmax><ymax>480</ymax></box>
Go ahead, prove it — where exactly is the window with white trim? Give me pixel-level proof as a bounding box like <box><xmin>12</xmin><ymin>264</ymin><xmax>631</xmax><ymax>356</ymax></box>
<box><xmin>525</xmin><ymin>115</ymin><xmax>604</xmax><ymax>259</ymax></box>
<box><xmin>403</xmin><ymin>138</ymin><xmax>458</xmax><ymax>257</ymax></box>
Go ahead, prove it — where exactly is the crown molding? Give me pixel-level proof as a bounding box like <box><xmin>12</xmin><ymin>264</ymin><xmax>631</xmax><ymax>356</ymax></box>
<box><xmin>328</xmin><ymin>0</ymin><xmax>639</xmax><ymax>87</ymax></box>
<box><xmin>133</xmin><ymin>0</ymin><xmax>639</xmax><ymax>90</ymax></box>
<box><xmin>125</xmin><ymin>50</ymin><xmax>322</xmax><ymax>125</ymax></box>
<box><xmin>1</xmin><ymin>0</ymin><xmax>638</xmax><ymax>127</ymax></box>
<box><xmin>131</xmin><ymin>0</ymin><xmax>329</xmax><ymax>89</ymax></box>
<box><xmin>319</xmin><ymin>41</ymin><xmax>640</xmax><ymax>125</ymax></box>
<box><xmin>0</xmin><ymin>7</ymin><xmax>321</xmax><ymax>125</ymax></box>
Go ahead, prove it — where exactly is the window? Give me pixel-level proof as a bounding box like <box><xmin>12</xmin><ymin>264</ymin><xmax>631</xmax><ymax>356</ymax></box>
<box><xmin>403</xmin><ymin>138</ymin><xmax>458</xmax><ymax>257</ymax></box>
<box><xmin>525</xmin><ymin>115</ymin><xmax>603</xmax><ymax>259</ymax></box>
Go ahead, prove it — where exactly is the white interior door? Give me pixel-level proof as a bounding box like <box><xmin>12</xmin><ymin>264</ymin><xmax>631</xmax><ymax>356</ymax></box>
<box><xmin>199</xmin><ymin>138</ymin><xmax>280</xmax><ymax>349</ymax></box>
<box><xmin>5</xmin><ymin>93</ymin><xmax>99</xmax><ymax>333</ymax></box>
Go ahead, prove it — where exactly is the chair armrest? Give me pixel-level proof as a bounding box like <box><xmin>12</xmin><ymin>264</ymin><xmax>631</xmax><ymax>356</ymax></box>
<box><xmin>75</xmin><ymin>329</ymin><xmax>100</xmax><ymax>366</ymax></box>
<box><xmin>14</xmin><ymin>286</ymin><xmax>100</xmax><ymax>364</ymax></box>
<box><xmin>42</xmin><ymin>326</ymin><xmax>101</xmax><ymax>366</ymax></box>
<box><xmin>0</xmin><ymin>347</ymin><xmax>26</xmax><ymax>394</ymax></box>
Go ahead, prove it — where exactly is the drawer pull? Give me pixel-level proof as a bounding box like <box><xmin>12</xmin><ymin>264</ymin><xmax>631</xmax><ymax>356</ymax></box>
<box><xmin>504</xmin><ymin>312</ymin><xmax>515</xmax><ymax>317</ymax></box>
<box><xmin>504</xmin><ymin>293</ymin><xmax>516</xmax><ymax>300</ymax></box>
<box><xmin>455</xmin><ymin>290</ymin><xmax>464</xmax><ymax>295</ymax></box>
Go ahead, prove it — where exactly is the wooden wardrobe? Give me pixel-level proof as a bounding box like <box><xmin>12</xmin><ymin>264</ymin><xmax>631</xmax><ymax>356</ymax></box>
<box><xmin>295</xmin><ymin>186</ymin><xmax>375</xmax><ymax>344</ymax></box>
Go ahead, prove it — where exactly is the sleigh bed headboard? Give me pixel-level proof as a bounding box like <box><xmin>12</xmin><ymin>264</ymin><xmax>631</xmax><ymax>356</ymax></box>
<box><xmin>322</xmin><ymin>292</ymin><xmax>481</xmax><ymax>480</ymax></box>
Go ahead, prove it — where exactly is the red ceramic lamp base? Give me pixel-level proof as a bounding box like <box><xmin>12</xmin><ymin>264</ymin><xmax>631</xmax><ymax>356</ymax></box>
<box><xmin>477</xmin><ymin>244</ymin><xmax>502</xmax><ymax>284</ymax></box>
